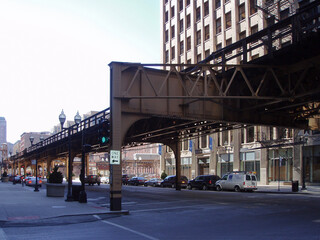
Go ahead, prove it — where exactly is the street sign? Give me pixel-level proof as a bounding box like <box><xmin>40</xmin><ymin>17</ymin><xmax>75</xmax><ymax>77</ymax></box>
<box><xmin>110</xmin><ymin>150</ymin><xmax>120</xmax><ymax>165</ymax></box>
<box><xmin>31</xmin><ymin>159</ymin><xmax>36</xmax><ymax>165</ymax></box>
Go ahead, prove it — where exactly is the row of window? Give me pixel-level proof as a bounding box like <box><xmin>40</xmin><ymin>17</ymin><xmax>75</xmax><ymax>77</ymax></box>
<box><xmin>164</xmin><ymin>127</ymin><xmax>293</xmax><ymax>151</ymax></box>
<box><xmin>164</xmin><ymin>24</ymin><xmax>259</xmax><ymax>63</ymax></box>
<box><xmin>164</xmin><ymin>2</ymin><xmax>258</xmax><ymax>46</ymax></box>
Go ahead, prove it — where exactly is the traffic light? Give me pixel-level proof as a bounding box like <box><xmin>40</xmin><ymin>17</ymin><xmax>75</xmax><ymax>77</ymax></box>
<box><xmin>99</xmin><ymin>119</ymin><xmax>111</xmax><ymax>146</ymax></box>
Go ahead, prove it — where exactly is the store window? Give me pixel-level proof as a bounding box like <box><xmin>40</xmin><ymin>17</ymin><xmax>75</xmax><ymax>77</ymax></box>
<box><xmin>240</xmin><ymin>151</ymin><xmax>260</xmax><ymax>181</ymax></box>
<box><xmin>217</xmin><ymin>153</ymin><xmax>234</xmax><ymax>177</ymax></box>
<box><xmin>268</xmin><ymin>148</ymin><xmax>293</xmax><ymax>182</ymax></box>
<box><xmin>304</xmin><ymin>146</ymin><xmax>320</xmax><ymax>183</ymax></box>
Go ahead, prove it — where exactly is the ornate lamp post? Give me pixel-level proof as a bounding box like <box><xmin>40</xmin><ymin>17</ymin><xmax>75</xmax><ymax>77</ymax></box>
<box><xmin>29</xmin><ymin>135</ymin><xmax>39</xmax><ymax>192</ymax></box>
<box><xmin>61</xmin><ymin>110</ymin><xmax>83</xmax><ymax>201</ymax></box>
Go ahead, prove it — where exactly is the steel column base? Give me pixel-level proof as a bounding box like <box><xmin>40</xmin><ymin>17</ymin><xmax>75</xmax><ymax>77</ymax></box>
<box><xmin>110</xmin><ymin>197</ymin><xmax>122</xmax><ymax>211</ymax></box>
<box><xmin>79</xmin><ymin>190</ymin><xmax>87</xmax><ymax>203</ymax></box>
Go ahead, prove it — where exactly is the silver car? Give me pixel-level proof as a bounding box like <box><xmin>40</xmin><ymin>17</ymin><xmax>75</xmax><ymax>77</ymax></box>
<box><xmin>216</xmin><ymin>172</ymin><xmax>257</xmax><ymax>192</ymax></box>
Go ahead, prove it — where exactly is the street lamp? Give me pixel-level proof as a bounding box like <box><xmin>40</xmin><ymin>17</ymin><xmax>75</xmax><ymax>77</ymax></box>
<box><xmin>298</xmin><ymin>130</ymin><xmax>309</xmax><ymax>190</ymax></box>
<box><xmin>60</xmin><ymin>110</ymin><xmax>83</xmax><ymax>202</ymax></box>
<box><xmin>29</xmin><ymin>135</ymin><xmax>39</xmax><ymax>192</ymax></box>
<box><xmin>59</xmin><ymin>110</ymin><xmax>66</xmax><ymax>130</ymax></box>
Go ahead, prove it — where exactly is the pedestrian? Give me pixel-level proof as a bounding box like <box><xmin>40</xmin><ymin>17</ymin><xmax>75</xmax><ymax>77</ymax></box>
<box><xmin>21</xmin><ymin>175</ymin><xmax>25</xmax><ymax>187</ymax></box>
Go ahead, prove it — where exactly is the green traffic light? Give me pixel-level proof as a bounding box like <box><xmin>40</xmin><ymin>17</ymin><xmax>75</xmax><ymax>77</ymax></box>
<box><xmin>101</xmin><ymin>136</ymin><xmax>109</xmax><ymax>144</ymax></box>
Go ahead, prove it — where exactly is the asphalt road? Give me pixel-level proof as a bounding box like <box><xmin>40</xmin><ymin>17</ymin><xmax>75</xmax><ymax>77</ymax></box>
<box><xmin>2</xmin><ymin>184</ymin><xmax>320</xmax><ymax>240</ymax></box>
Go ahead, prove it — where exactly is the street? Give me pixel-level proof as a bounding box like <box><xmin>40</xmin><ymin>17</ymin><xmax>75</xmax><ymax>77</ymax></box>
<box><xmin>1</xmin><ymin>184</ymin><xmax>320</xmax><ymax>240</ymax></box>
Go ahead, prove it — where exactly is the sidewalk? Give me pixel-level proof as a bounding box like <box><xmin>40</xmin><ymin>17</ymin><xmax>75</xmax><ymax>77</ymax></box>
<box><xmin>256</xmin><ymin>184</ymin><xmax>320</xmax><ymax>194</ymax></box>
<box><xmin>0</xmin><ymin>181</ymin><xmax>127</xmax><ymax>224</ymax></box>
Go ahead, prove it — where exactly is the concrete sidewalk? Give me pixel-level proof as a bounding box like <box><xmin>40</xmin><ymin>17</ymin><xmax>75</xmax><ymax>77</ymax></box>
<box><xmin>0</xmin><ymin>182</ymin><xmax>126</xmax><ymax>224</ymax></box>
<box><xmin>256</xmin><ymin>184</ymin><xmax>320</xmax><ymax>194</ymax></box>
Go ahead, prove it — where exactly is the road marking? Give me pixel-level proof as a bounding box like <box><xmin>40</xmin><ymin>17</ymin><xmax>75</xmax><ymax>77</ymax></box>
<box><xmin>101</xmin><ymin>220</ymin><xmax>159</xmax><ymax>240</ymax></box>
<box><xmin>87</xmin><ymin>197</ymin><xmax>106</xmax><ymax>201</ymax></box>
<box><xmin>0</xmin><ymin>228</ymin><xmax>7</xmax><ymax>240</ymax></box>
<box><xmin>313</xmin><ymin>219</ymin><xmax>320</xmax><ymax>223</ymax></box>
<box><xmin>122</xmin><ymin>202</ymin><xmax>137</xmax><ymax>205</ymax></box>
<box><xmin>52</xmin><ymin>206</ymin><xmax>66</xmax><ymax>208</ymax></box>
<box><xmin>93</xmin><ymin>215</ymin><xmax>101</xmax><ymax>220</ymax></box>
<box><xmin>130</xmin><ymin>204</ymin><xmax>224</xmax><ymax>213</ymax></box>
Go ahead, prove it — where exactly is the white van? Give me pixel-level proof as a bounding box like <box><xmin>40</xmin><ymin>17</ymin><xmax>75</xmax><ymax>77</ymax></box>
<box><xmin>215</xmin><ymin>171</ymin><xmax>257</xmax><ymax>192</ymax></box>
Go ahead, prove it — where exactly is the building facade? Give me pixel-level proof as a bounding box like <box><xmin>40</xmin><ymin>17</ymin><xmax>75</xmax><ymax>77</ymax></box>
<box><xmin>161</xmin><ymin>0</ymin><xmax>320</xmax><ymax>185</ymax></box>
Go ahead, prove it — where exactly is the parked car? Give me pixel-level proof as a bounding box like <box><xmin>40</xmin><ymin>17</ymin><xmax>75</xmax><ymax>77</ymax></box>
<box><xmin>215</xmin><ymin>171</ymin><xmax>257</xmax><ymax>192</ymax></box>
<box><xmin>122</xmin><ymin>174</ymin><xmax>129</xmax><ymax>185</ymax></box>
<box><xmin>144</xmin><ymin>178</ymin><xmax>162</xmax><ymax>187</ymax></box>
<box><xmin>13</xmin><ymin>175</ymin><xmax>23</xmax><ymax>184</ymax></box>
<box><xmin>187</xmin><ymin>175</ymin><xmax>221</xmax><ymax>190</ymax></box>
<box><xmin>25</xmin><ymin>177</ymin><xmax>42</xmax><ymax>187</ymax></box>
<box><xmin>8</xmin><ymin>175</ymin><xmax>15</xmax><ymax>182</ymax></box>
<box><xmin>160</xmin><ymin>175</ymin><xmax>188</xmax><ymax>188</ymax></box>
<box><xmin>100</xmin><ymin>176</ymin><xmax>109</xmax><ymax>184</ymax></box>
<box><xmin>84</xmin><ymin>175</ymin><xmax>101</xmax><ymax>186</ymax></box>
<box><xmin>128</xmin><ymin>177</ymin><xmax>146</xmax><ymax>186</ymax></box>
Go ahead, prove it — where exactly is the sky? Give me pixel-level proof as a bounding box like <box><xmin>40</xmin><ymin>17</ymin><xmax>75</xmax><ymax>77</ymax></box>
<box><xmin>0</xmin><ymin>0</ymin><xmax>161</xmax><ymax>143</ymax></box>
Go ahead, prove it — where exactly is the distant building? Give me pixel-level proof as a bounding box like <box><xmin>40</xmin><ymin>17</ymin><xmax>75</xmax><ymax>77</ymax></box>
<box><xmin>19</xmin><ymin>132</ymin><xmax>51</xmax><ymax>152</ymax></box>
<box><xmin>0</xmin><ymin>117</ymin><xmax>7</xmax><ymax>159</ymax></box>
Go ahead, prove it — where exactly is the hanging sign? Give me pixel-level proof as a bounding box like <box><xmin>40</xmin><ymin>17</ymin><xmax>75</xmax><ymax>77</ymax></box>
<box><xmin>110</xmin><ymin>150</ymin><xmax>120</xmax><ymax>165</ymax></box>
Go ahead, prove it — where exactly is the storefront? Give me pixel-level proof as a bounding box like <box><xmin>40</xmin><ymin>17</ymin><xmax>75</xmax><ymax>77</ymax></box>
<box><xmin>268</xmin><ymin>148</ymin><xmax>293</xmax><ymax>182</ymax></box>
<box><xmin>240</xmin><ymin>150</ymin><xmax>261</xmax><ymax>181</ymax></box>
<box><xmin>217</xmin><ymin>153</ymin><xmax>234</xmax><ymax>177</ymax></box>
<box><xmin>304</xmin><ymin>145</ymin><xmax>320</xmax><ymax>183</ymax></box>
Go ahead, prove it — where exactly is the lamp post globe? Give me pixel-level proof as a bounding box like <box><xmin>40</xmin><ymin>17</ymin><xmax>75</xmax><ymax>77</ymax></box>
<box><xmin>59</xmin><ymin>109</ymin><xmax>66</xmax><ymax>130</ymax></box>
<box><xmin>29</xmin><ymin>135</ymin><xmax>34</xmax><ymax>145</ymax></box>
<box><xmin>74</xmin><ymin>111</ymin><xmax>81</xmax><ymax>125</ymax></box>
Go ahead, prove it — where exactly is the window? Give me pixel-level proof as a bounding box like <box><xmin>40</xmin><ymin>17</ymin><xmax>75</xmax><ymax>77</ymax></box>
<box><xmin>197</xmin><ymin>53</ymin><xmax>202</xmax><ymax>62</ymax></box>
<box><xmin>239</xmin><ymin>4</ymin><xmax>245</xmax><ymax>21</ymax></box>
<box><xmin>179</xmin><ymin>0</ymin><xmax>184</xmax><ymax>12</ymax></box>
<box><xmin>215</xmin><ymin>0</ymin><xmax>221</xmax><ymax>9</ymax></box>
<box><xmin>165</xmin><ymin>30</ymin><xmax>169</xmax><ymax>42</ymax></box>
<box><xmin>186</xmin><ymin>0</ymin><xmax>190</xmax><ymax>7</ymax></box>
<box><xmin>216</xmin><ymin>18</ymin><xmax>221</xmax><ymax>34</ymax></box>
<box><xmin>205</xmin><ymin>49</ymin><xmax>210</xmax><ymax>58</ymax></box>
<box><xmin>186</xmin><ymin>14</ymin><xmax>191</xmax><ymax>28</ymax></box>
<box><xmin>187</xmin><ymin>36</ymin><xmax>191</xmax><ymax>51</ymax></box>
<box><xmin>216</xmin><ymin>43</ymin><xmax>222</xmax><ymax>50</ymax></box>
<box><xmin>204</xmin><ymin>25</ymin><xmax>210</xmax><ymax>40</ymax></box>
<box><xmin>225</xmin><ymin>12</ymin><xmax>231</xmax><ymax>29</ymax></box>
<box><xmin>180</xmin><ymin>40</ymin><xmax>184</xmax><ymax>54</ymax></box>
<box><xmin>171</xmin><ymin>25</ymin><xmax>175</xmax><ymax>39</ymax></box>
<box><xmin>247</xmin><ymin>126</ymin><xmax>254</xmax><ymax>142</ymax></box>
<box><xmin>204</xmin><ymin>1</ymin><xmax>209</xmax><ymax>17</ymax></box>
<box><xmin>165</xmin><ymin>11</ymin><xmax>169</xmax><ymax>22</ymax></box>
<box><xmin>165</xmin><ymin>50</ymin><xmax>169</xmax><ymax>63</ymax></box>
<box><xmin>171</xmin><ymin>46</ymin><xmax>175</xmax><ymax>59</ymax></box>
<box><xmin>196</xmin><ymin>30</ymin><xmax>201</xmax><ymax>45</ymax></box>
<box><xmin>226</xmin><ymin>38</ymin><xmax>232</xmax><ymax>46</ymax></box>
<box><xmin>171</xmin><ymin>6</ymin><xmax>175</xmax><ymax>18</ymax></box>
<box><xmin>280</xmin><ymin>8</ymin><xmax>290</xmax><ymax>20</ymax></box>
<box><xmin>251</xmin><ymin>24</ymin><xmax>258</xmax><ymax>34</ymax></box>
<box><xmin>239</xmin><ymin>31</ymin><xmax>246</xmax><ymax>40</ymax></box>
<box><xmin>250</xmin><ymin>0</ymin><xmax>257</xmax><ymax>15</ymax></box>
<box><xmin>200</xmin><ymin>134</ymin><xmax>207</xmax><ymax>148</ymax></box>
<box><xmin>196</xmin><ymin>7</ymin><xmax>201</xmax><ymax>22</ymax></box>
<box><xmin>180</xmin><ymin>19</ymin><xmax>184</xmax><ymax>33</ymax></box>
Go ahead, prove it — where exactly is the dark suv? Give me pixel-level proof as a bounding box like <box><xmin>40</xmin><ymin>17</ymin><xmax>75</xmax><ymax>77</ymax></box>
<box><xmin>84</xmin><ymin>175</ymin><xmax>101</xmax><ymax>186</ymax></box>
<box><xmin>160</xmin><ymin>175</ymin><xmax>188</xmax><ymax>188</ymax></box>
<box><xmin>187</xmin><ymin>175</ymin><xmax>220</xmax><ymax>190</ymax></box>
<box><xmin>122</xmin><ymin>174</ymin><xmax>129</xmax><ymax>185</ymax></box>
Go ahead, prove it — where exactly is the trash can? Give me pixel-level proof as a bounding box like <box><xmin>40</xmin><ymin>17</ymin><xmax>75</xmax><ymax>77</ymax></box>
<box><xmin>292</xmin><ymin>181</ymin><xmax>299</xmax><ymax>192</ymax></box>
<box><xmin>72</xmin><ymin>185</ymin><xmax>82</xmax><ymax>201</ymax></box>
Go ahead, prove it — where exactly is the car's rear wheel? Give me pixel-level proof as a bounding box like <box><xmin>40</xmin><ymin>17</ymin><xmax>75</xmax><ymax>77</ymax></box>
<box><xmin>187</xmin><ymin>184</ymin><xmax>192</xmax><ymax>190</ymax></box>
<box><xmin>216</xmin><ymin>185</ymin><xmax>222</xmax><ymax>191</ymax></box>
<box><xmin>234</xmin><ymin>186</ymin><xmax>241</xmax><ymax>192</ymax></box>
<box><xmin>171</xmin><ymin>183</ymin><xmax>175</xmax><ymax>188</ymax></box>
<box><xmin>202</xmin><ymin>185</ymin><xmax>208</xmax><ymax>190</ymax></box>
<box><xmin>153</xmin><ymin>183</ymin><xmax>156</xmax><ymax>187</ymax></box>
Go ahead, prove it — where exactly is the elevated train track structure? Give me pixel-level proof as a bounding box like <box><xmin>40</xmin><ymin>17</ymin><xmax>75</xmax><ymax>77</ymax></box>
<box><xmin>8</xmin><ymin>1</ymin><xmax>320</xmax><ymax>210</ymax></box>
